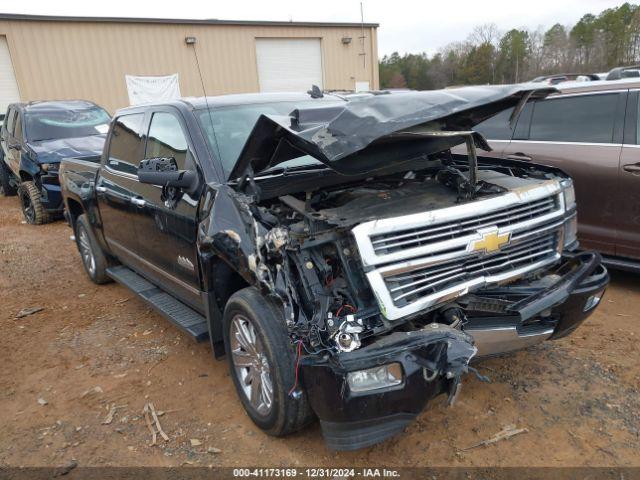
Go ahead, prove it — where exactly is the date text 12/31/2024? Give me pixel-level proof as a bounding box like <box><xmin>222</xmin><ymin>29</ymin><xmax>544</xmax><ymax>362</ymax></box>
<box><xmin>232</xmin><ymin>468</ymin><xmax>400</xmax><ymax>477</ymax></box>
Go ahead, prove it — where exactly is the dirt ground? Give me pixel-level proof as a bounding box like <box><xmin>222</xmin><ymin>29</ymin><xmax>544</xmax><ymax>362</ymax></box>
<box><xmin>1</xmin><ymin>195</ymin><xmax>639</xmax><ymax>469</ymax></box>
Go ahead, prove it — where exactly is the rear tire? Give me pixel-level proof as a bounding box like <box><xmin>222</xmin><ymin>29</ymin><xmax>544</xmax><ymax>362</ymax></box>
<box><xmin>75</xmin><ymin>213</ymin><xmax>111</xmax><ymax>284</ymax></box>
<box><xmin>18</xmin><ymin>181</ymin><xmax>51</xmax><ymax>224</ymax></box>
<box><xmin>223</xmin><ymin>287</ymin><xmax>314</xmax><ymax>436</ymax></box>
<box><xmin>0</xmin><ymin>159</ymin><xmax>17</xmax><ymax>196</ymax></box>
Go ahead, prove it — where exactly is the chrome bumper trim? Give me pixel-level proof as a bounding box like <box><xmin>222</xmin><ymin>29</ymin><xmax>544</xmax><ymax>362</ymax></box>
<box><xmin>465</xmin><ymin>325</ymin><xmax>555</xmax><ymax>357</ymax></box>
<box><xmin>367</xmin><ymin>253</ymin><xmax>561</xmax><ymax>320</ymax></box>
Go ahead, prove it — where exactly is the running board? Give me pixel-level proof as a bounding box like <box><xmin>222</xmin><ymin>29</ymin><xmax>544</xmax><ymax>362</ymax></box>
<box><xmin>106</xmin><ymin>266</ymin><xmax>209</xmax><ymax>342</ymax></box>
<box><xmin>601</xmin><ymin>255</ymin><xmax>640</xmax><ymax>273</ymax></box>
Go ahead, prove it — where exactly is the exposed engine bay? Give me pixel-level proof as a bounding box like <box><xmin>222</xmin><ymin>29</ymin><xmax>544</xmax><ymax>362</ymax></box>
<box><xmin>238</xmin><ymin>155</ymin><xmax>574</xmax><ymax>358</ymax></box>
<box><xmin>189</xmin><ymin>83</ymin><xmax>609</xmax><ymax>450</ymax></box>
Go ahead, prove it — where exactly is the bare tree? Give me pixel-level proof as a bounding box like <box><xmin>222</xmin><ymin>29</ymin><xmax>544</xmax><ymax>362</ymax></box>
<box><xmin>469</xmin><ymin>23</ymin><xmax>501</xmax><ymax>47</ymax></box>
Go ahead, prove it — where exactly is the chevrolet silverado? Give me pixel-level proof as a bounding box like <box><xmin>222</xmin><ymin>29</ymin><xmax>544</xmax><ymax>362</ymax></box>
<box><xmin>59</xmin><ymin>86</ymin><xmax>609</xmax><ymax>450</ymax></box>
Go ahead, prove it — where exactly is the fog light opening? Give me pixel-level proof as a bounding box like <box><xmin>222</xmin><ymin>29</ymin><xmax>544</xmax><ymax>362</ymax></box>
<box><xmin>347</xmin><ymin>363</ymin><xmax>403</xmax><ymax>393</ymax></box>
<box><xmin>584</xmin><ymin>289</ymin><xmax>605</xmax><ymax>312</ymax></box>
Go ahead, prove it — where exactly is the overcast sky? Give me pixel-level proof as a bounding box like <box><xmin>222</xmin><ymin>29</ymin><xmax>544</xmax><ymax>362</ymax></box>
<box><xmin>2</xmin><ymin>0</ymin><xmax>630</xmax><ymax>56</ymax></box>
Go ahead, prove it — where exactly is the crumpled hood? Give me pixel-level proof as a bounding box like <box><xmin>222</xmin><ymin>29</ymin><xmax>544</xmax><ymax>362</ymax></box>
<box><xmin>229</xmin><ymin>83</ymin><xmax>556</xmax><ymax>180</ymax></box>
<box><xmin>28</xmin><ymin>134</ymin><xmax>106</xmax><ymax>164</ymax></box>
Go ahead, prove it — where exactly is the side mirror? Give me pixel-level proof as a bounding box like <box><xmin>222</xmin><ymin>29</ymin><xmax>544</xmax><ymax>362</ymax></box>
<box><xmin>138</xmin><ymin>157</ymin><xmax>198</xmax><ymax>192</ymax></box>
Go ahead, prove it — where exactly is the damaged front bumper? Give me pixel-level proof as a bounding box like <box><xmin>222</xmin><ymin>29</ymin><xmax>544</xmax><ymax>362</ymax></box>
<box><xmin>300</xmin><ymin>251</ymin><xmax>607</xmax><ymax>451</ymax></box>
<box><xmin>464</xmin><ymin>251</ymin><xmax>609</xmax><ymax>357</ymax></box>
<box><xmin>39</xmin><ymin>172</ymin><xmax>64</xmax><ymax>213</ymax></box>
<box><xmin>301</xmin><ymin>325</ymin><xmax>477</xmax><ymax>451</ymax></box>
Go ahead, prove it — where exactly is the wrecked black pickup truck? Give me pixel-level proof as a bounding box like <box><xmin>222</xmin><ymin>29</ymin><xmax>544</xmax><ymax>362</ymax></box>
<box><xmin>59</xmin><ymin>86</ymin><xmax>609</xmax><ymax>450</ymax></box>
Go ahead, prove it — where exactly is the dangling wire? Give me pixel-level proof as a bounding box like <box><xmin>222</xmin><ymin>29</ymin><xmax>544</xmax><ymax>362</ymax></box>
<box><xmin>335</xmin><ymin>303</ymin><xmax>357</xmax><ymax>318</ymax></box>
<box><xmin>288</xmin><ymin>341</ymin><xmax>303</xmax><ymax>396</ymax></box>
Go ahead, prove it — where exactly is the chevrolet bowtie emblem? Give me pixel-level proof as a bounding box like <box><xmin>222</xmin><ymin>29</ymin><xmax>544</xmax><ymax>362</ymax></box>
<box><xmin>469</xmin><ymin>228</ymin><xmax>511</xmax><ymax>254</ymax></box>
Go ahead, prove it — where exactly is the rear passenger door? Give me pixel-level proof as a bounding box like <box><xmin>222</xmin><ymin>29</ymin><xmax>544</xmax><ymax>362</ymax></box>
<box><xmin>502</xmin><ymin>91</ymin><xmax>626</xmax><ymax>256</ymax></box>
<box><xmin>10</xmin><ymin>111</ymin><xmax>23</xmax><ymax>171</ymax></box>
<box><xmin>96</xmin><ymin>113</ymin><xmax>146</xmax><ymax>261</ymax></box>
<box><xmin>0</xmin><ymin>107</ymin><xmax>14</xmax><ymax>161</ymax></box>
<box><xmin>3</xmin><ymin>108</ymin><xmax>21</xmax><ymax>173</ymax></box>
<box><xmin>132</xmin><ymin>108</ymin><xmax>202</xmax><ymax>311</ymax></box>
<box><xmin>617</xmin><ymin>90</ymin><xmax>640</xmax><ymax>260</ymax></box>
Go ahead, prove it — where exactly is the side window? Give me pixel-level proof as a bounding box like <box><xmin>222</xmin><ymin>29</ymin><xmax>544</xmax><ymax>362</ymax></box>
<box><xmin>474</xmin><ymin>107</ymin><xmax>514</xmax><ymax>140</ymax></box>
<box><xmin>107</xmin><ymin>113</ymin><xmax>145</xmax><ymax>176</ymax></box>
<box><xmin>13</xmin><ymin>112</ymin><xmax>22</xmax><ymax>141</ymax></box>
<box><xmin>512</xmin><ymin>102</ymin><xmax>534</xmax><ymax>140</ymax></box>
<box><xmin>145</xmin><ymin>112</ymin><xmax>191</xmax><ymax>169</ymax></box>
<box><xmin>623</xmin><ymin>91</ymin><xmax>639</xmax><ymax>145</ymax></box>
<box><xmin>529</xmin><ymin>93</ymin><xmax>619</xmax><ymax>143</ymax></box>
<box><xmin>5</xmin><ymin>108</ymin><xmax>15</xmax><ymax>135</ymax></box>
<box><xmin>636</xmin><ymin>93</ymin><xmax>640</xmax><ymax>145</ymax></box>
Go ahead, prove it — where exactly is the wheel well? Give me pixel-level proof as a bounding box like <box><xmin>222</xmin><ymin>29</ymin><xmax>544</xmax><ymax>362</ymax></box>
<box><xmin>19</xmin><ymin>171</ymin><xmax>32</xmax><ymax>182</ymax></box>
<box><xmin>212</xmin><ymin>261</ymin><xmax>250</xmax><ymax>310</ymax></box>
<box><xmin>66</xmin><ymin>199</ymin><xmax>85</xmax><ymax>228</ymax></box>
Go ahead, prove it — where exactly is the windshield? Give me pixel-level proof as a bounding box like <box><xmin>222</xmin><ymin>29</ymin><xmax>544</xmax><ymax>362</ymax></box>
<box><xmin>26</xmin><ymin>106</ymin><xmax>110</xmax><ymax>142</ymax></box>
<box><xmin>196</xmin><ymin>100</ymin><xmax>344</xmax><ymax>177</ymax></box>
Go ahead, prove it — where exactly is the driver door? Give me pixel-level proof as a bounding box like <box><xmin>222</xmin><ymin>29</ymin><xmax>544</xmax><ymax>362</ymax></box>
<box><xmin>131</xmin><ymin>108</ymin><xmax>202</xmax><ymax>311</ymax></box>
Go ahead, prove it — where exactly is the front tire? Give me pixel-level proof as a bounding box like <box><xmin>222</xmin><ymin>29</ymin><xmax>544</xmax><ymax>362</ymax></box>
<box><xmin>0</xmin><ymin>159</ymin><xmax>17</xmax><ymax>196</ymax></box>
<box><xmin>75</xmin><ymin>213</ymin><xmax>111</xmax><ymax>284</ymax></box>
<box><xmin>18</xmin><ymin>181</ymin><xmax>51</xmax><ymax>224</ymax></box>
<box><xmin>223</xmin><ymin>287</ymin><xmax>314</xmax><ymax>436</ymax></box>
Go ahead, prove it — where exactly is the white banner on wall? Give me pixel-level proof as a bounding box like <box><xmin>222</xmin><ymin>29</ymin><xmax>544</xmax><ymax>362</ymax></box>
<box><xmin>125</xmin><ymin>74</ymin><xmax>181</xmax><ymax>106</ymax></box>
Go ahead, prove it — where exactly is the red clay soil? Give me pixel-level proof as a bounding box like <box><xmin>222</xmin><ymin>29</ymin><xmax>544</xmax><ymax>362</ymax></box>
<box><xmin>1</xmin><ymin>195</ymin><xmax>639</xmax><ymax>468</ymax></box>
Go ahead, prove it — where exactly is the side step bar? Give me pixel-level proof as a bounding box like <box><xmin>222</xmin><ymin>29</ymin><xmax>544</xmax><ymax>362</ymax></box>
<box><xmin>106</xmin><ymin>265</ymin><xmax>209</xmax><ymax>342</ymax></box>
<box><xmin>601</xmin><ymin>255</ymin><xmax>640</xmax><ymax>273</ymax></box>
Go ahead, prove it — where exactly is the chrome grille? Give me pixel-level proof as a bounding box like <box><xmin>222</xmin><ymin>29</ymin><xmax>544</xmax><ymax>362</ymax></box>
<box><xmin>351</xmin><ymin>178</ymin><xmax>569</xmax><ymax>321</ymax></box>
<box><xmin>371</xmin><ymin>196</ymin><xmax>558</xmax><ymax>256</ymax></box>
<box><xmin>384</xmin><ymin>233</ymin><xmax>558</xmax><ymax>307</ymax></box>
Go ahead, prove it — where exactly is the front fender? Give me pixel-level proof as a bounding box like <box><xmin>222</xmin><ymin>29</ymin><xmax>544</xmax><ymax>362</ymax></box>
<box><xmin>197</xmin><ymin>184</ymin><xmax>265</xmax><ymax>289</ymax></box>
<box><xmin>18</xmin><ymin>152</ymin><xmax>40</xmax><ymax>180</ymax></box>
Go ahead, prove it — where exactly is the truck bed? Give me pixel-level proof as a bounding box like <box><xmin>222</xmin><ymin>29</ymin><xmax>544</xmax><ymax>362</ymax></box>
<box><xmin>59</xmin><ymin>157</ymin><xmax>102</xmax><ymax>213</ymax></box>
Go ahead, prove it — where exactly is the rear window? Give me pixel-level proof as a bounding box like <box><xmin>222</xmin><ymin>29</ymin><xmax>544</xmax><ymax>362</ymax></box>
<box><xmin>528</xmin><ymin>94</ymin><xmax>618</xmax><ymax>143</ymax></box>
<box><xmin>25</xmin><ymin>106</ymin><xmax>110</xmax><ymax>142</ymax></box>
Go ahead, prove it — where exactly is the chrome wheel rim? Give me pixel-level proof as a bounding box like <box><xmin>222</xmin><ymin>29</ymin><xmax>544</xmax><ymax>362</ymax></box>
<box><xmin>20</xmin><ymin>190</ymin><xmax>35</xmax><ymax>223</ymax></box>
<box><xmin>78</xmin><ymin>226</ymin><xmax>96</xmax><ymax>276</ymax></box>
<box><xmin>230</xmin><ymin>314</ymin><xmax>273</xmax><ymax>415</ymax></box>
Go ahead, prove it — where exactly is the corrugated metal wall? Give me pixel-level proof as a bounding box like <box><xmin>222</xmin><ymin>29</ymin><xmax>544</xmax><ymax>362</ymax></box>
<box><xmin>0</xmin><ymin>19</ymin><xmax>378</xmax><ymax>113</ymax></box>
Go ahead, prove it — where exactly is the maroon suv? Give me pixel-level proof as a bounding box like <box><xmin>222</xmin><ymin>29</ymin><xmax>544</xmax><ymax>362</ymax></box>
<box><xmin>453</xmin><ymin>77</ymin><xmax>640</xmax><ymax>269</ymax></box>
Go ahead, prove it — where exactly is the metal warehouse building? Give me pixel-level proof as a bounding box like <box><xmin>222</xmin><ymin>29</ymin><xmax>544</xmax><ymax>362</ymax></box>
<box><xmin>0</xmin><ymin>13</ymin><xmax>379</xmax><ymax>113</ymax></box>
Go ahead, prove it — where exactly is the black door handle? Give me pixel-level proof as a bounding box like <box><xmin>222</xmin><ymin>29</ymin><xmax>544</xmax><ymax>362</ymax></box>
<box><xmin>506</xmin><ymin>153</ymin><xmax>532</xmax><ymax>162</ymax></box>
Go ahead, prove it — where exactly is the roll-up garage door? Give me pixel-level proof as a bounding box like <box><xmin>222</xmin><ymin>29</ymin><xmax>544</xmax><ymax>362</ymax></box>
<box><xmin>255</xmin><ymin>38</ymin><xmax>323</xmax><ymax>92</ymax></box>
<box><xmin>0</xmin><ymin>36</ymin><xmax>20</xmax><ymax>114</ymax></box>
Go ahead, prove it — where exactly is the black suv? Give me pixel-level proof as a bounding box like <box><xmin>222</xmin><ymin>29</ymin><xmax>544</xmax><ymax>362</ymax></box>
<box><xmin>0</xmin><ymin>100</ymin><xmax>109</xmax><ymax>224</ymax></box>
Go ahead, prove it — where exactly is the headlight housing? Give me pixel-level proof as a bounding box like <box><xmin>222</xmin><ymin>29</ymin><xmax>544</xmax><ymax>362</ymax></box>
<box><xmin>346</xmin><ymin>363</ymin><xmax>403</xmax><ymax>393</ymax></box>
<box><xmin>561</xmin><ymin>179</ymin><xmax>576</xmax><ymax>211</ymax></box>
<box><xmin>560</xmin><ymin>179</ymin><xmax>578</xmax><ymax>248</ymax></box>
<box><xmin>40</xmin><ymin>162</ymin><xmax>59</xmax><ymax>173</ymax></box>
<box><xmin>564</xmin><ymin>215</ymin><xmax>578</xmax><ymax>248</ymax></box>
